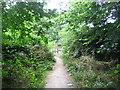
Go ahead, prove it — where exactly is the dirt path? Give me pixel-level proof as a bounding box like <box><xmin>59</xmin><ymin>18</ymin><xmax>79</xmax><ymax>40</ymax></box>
<box><xmin>45</xmin><ymin>54</ymin><xmax>73</xmax><ymax>88</ymax></box>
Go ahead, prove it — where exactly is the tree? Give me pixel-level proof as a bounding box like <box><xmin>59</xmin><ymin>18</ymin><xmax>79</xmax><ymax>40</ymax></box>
<box><xmin>59</xmin><ymin>1</ymin><xmax>120</xmax><ymax>61</ymax></box>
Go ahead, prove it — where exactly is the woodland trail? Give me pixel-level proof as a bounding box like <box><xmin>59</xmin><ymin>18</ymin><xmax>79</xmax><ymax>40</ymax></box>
<box><xmin>45</xmin><ymin>51</ymin><xmax>73</xmax><ymax>88</ymax></box>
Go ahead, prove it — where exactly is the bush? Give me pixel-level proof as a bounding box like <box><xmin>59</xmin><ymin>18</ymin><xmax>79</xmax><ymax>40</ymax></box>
<box><xmin>2</xmin><ymin>44</ymin><xmax>55</xmax><ymax>88</ymax></box>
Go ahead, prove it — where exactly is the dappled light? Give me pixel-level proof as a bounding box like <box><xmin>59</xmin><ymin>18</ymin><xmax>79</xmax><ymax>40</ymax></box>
<box><xmin>2</xmin><ymin>0</ymin><xmax>120</xmax><ymax>88</ymax></box>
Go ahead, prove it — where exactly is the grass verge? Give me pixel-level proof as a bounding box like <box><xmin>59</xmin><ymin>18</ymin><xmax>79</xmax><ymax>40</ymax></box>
<box><xmin>62</xmin><ymin>54</ymin><xmax>120</xmax><ymax>88</ymax></box>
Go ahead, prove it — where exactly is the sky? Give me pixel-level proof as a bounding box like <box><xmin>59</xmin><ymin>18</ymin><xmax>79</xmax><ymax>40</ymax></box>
<box><xmin>44</xmin><ymin>0</ymin><xmax>116</xmax><ymax>23</ymax></box>
<box><xmin>44</xmin><ymin>0</ymin><xmax>69</xmax><ymax>10</ymax></box>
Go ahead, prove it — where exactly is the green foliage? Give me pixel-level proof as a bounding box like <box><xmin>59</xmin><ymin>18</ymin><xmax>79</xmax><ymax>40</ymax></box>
<box><xmin>58</xmin><ymin>2</ymin><xmax>120</xmax><ymax>87</ymax></box>
<box><xmin>2</xmin><ymin>0</ymin><xmax>120</xmax><ymax>88</ymax></box>
<box><xmin>62</xmin><ymin>55</ymin><xmax>119</xmax><ymax>88</ymax></box>
<box><xmin>59</xmin><ymin>2</ymin><xmax>120</xmax><ymax>61</ymax></box>
<box><xmin>2</xmin><ymin>1</ymin><xmax>56</xmax><ymax>88</ymax></box>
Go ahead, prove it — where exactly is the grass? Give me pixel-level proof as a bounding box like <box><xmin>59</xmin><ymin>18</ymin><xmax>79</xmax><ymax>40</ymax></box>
<box><xmin>62</xmin><ymin>54</ymin><xmax>120</xmax><ymax>88</ymax></box>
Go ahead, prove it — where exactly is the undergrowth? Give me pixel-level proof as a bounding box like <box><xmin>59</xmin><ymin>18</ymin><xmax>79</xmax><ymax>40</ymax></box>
<box><xmin>2</xmin><ymin>44</ymin><xmax>55</xmax><ymax>88</ymax></box>
<box><xmin>62</xmin><ymin>54</ymin><xmax>120</xmax><ymax>88</ymax></box>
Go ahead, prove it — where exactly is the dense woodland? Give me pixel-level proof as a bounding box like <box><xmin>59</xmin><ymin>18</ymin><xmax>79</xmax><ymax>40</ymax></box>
<box><xmin>2</xmin><ymin>0</ymin><xmax>120</xmax><ymax>88</ymax></box>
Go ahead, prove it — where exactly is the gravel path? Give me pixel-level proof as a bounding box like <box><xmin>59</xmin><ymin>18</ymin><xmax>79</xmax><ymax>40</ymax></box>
<box><xmin>45</xmin><ymin>54</ymin><xmax>73</xmax><ymax>88</ymax></box>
